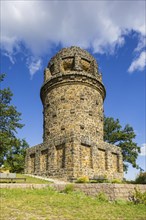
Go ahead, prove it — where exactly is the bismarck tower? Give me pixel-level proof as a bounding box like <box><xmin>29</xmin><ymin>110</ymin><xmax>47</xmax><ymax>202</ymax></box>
<box><xmin>25</xmin><ymin>46</ymin><xmax>123</xmax><ymax>181</ymax></box>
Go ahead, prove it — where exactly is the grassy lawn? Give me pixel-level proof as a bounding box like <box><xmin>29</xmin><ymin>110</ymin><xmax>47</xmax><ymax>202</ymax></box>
<box><xmin>1</xmin><ymin>187</ymin><xmax>146</xmax><ymax>220</ymax></box>
<box><xmin>0</xmin><ymin>174</ymin><xmax>51</xmax><ymax>184</ymax></box>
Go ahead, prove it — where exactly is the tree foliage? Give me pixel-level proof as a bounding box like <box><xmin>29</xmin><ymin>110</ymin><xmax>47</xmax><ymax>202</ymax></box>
<box><xmin>0</xmin><ymin>74</ymin><xmax>29</xmax><ymax>172</ymax></box>
<box><xmin>135</xmin><ymin>172</ymin><xmax>146</xmax><ymax>184</ymax></box>
<box><xmin>104</xmin><ymin>116</ymin><xmax>141</xmax><ymax>172</ymax></box>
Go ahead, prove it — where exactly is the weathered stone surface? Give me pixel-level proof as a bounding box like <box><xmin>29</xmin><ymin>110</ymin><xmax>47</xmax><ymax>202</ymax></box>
<box><xmin>25</xmin><ymin>46</ymin><xmax>123</xmax><ymax>181</ymax></box>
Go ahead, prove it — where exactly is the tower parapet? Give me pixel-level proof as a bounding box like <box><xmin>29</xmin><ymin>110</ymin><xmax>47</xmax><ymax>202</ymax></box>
<box><xmin>44</xmin><ymin>46</ymin><xmax>102</xmax><ymax>80</ymax></box>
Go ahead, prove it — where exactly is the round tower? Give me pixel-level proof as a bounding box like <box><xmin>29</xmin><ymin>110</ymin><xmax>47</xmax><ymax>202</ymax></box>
<box><xmin>41</xmin><ymin>46</ymin><xmax>106</xmax><ymax>144</ymax></box>
<box><xmin>26</xmin><ymin>46</ymin><xmax>123</xmax><ymax>181</ymax></box>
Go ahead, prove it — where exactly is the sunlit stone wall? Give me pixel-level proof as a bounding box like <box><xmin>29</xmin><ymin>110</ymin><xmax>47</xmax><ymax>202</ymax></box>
<box><xmin>25</xmin><ymin>46</ymin><xmax>123</xmax><ymax>181</ymax></box>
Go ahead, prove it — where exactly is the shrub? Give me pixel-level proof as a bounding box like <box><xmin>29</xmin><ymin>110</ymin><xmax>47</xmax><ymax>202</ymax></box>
<box><xmin>124</xmin><ymin>180</ymin><xmax>135</xmax><ymax>184</ymax></box>
<box><xmin>62</xmin><ymin>184</ymin><xmax>75</xmax><ymax>194</ymax></box>
<box><xmin>111</xmin><ymin>179</ymin><xmax>122</xmax><ymax>184</ymax></box>
<box><xmin>96</xmin><ymin>192</ymin><xmax>109</xmax><ymax>202</ymax></box>
<box><xmin>89</xmin><ymin>175</ymin><xmax>109</xmax><ymax>183</ymax></box>
<box><xmin>76</xmin><ymin>176</ymin><xmax>89</xmax><ymax>183</ymax></box>
<box><xmin>135</xmin><ymin>172</ymin><xmax>146</xmax><ymax>184</ymax></box>
<box><xmin>0</xmin><ymin>167</ymin><xmax>10</xmax><ymax>173</ymax></box>
<box><xmin>90</xmin><ymin>180</ymin><xmax>98</xmax><ymax>183</ymax></box>
<box><xmin>130</xmin><ymin>187</ymin><xmax>146</xmax><ymax>205</ymax></box>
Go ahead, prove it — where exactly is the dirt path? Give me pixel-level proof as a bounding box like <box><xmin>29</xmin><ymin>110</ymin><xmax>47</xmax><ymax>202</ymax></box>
<box><xmin>25</xmin><ymin>174</ymin><xmax>69</xmax><ymax>184</ymax></box>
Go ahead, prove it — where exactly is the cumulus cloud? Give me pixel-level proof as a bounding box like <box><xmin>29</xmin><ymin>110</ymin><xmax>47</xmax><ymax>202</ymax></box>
<box><xmin>1</xmin><ymin>1</ymin><xmax>145</xmax><ymax>74</ymax></box>
<box><xmin>26</xmin><ymin>57</ymin><xmax>42</xmax><ymax>77</ymax></box>
<box><xmin>134</xmin><ymin>35</ymin><xmax>146</xmax><ymax>53</ymax></box>
<box><xmin>128</xmin><ymin>51</ymin><xmax>146</xmax><ymax>73</ymax></box>
<box><xmin>140</xmin><ymin>143</ymin><xmax>146</xmax><ymax>156</ymax></box>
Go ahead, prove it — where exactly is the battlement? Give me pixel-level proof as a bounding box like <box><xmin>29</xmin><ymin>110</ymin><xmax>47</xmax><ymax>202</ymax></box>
<box><xmin>44</xmin><ymin>46</ymin><xmax>102</xmax><ymax>82</ymax></box>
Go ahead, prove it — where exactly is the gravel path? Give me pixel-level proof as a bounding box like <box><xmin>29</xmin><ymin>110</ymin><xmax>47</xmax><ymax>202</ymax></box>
<box><xmin>25</xmin><ymin>174</ymin><xmax>69</xmax><ymax>184</ymax></box>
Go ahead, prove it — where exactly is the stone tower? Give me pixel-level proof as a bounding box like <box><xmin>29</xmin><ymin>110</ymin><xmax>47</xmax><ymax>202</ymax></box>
<box><xmin>25</xmin><ymin>46</ymin><xmax>123</xmax><ymax>181</ymax></box>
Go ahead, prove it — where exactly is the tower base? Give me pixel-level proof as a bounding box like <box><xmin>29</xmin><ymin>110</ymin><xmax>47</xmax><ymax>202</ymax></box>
<box><xmin>25</xmin><ymin>133</ymin><xmax>123</xmax><ymax>181</ymax></box>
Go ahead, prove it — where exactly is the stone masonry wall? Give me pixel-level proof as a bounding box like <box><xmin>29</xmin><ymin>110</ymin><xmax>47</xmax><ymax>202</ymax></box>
<box><xmin>43</xmin><ymin>84</ymin><xmax>104</xmax><ymax>143</ymax></box>
<box><xmin>52</xmin><ymin>183</ymin><xmax>146</xmax><ymax>201</ymax></box>
<box><xmin>2</xmin><ymin>183</ymin><xmax>146</xmax><ymax>202</ymax></box>
<box><xmin>25</xmin><ymin>46</ymin><xmax>123</xmax><ymax>181</ymax></box>
<box><xmin>25</xmin><ymin>135</ymin><xmax>123</xmax><ymax>180</ymax></box>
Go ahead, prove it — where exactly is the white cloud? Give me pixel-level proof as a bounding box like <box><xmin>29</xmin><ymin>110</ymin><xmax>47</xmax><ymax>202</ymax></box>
<box><xmin>26</xmin><ymin>57</ymin><xmax>42</xmax><ymax>77</ymax></box>
<box><xmin>128</xmin><ymin>51</ymin><xmax>146</xmax><ymax>73</ymax></box>
<box><xmin>3</xmin><ymin>51</ymin><xmax>16</xmax><ymax>64</ymax></box>
<box><xmin>140</xmin><ymin>143</ymin><xmax>146</xmax><ymax>156</ymax></box>
<box><xmin>0</xmin><ymin>1</ymin><xmax>145</xmax><ymax>74</ymax></box>
<box><xmin>134</xmin><ymin>36</ymin><xmax>146</xmax><ymax>52</ymax></box>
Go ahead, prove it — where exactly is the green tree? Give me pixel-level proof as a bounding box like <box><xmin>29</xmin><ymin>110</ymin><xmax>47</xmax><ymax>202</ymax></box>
<box><xmin>0</xmin><ymin>74</ymin><xmax>29</xmax><ymax>172</ymax></box>
<box><xmin>135</xmin><ymin>172</ymin><xmax>146</xmax><ymax>184</ymax></box>
<box><xmin>104</xmin><ymin>116</ymin><xmax>141</xmax><ymax>172</ymax></box>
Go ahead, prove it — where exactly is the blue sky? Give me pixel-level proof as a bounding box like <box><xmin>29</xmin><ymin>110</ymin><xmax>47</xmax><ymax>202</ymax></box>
<box><xmin>0</xmin><ymin>1</ymin><xmax>146</xmax><ymax>180</ymax></box>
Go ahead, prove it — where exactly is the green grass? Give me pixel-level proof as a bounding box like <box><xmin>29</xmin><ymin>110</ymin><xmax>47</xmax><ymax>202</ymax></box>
<box><xmin>1</xmin><ymin>188</ymin><xmax>146</xmax><ymax>220</ymax></box>
<box><xmin>0</xmin><ymin>174</ymin><xmax>51</xmax><ymax>184</ymax></box>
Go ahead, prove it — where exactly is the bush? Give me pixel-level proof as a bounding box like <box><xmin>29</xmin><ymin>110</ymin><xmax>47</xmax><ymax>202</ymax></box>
<box><xmin>135</xmin><ymin>172</ymin><xmax>146</xmax><ymax>184</ymax></box>
<box><xmin>96</xmin><ymin>192</ymin><xmax>109</xmax><ymax>202</ymax></box>
<box><xmin>124</xmin><ymin>180</ymin><xmax>136</xmax><ymax>184</ymax></box>
<box><xmin>62</xmin><ymin>184</ymin><xmax>75</xmax><ymax>194</ymax></box>
<box><xmin>130</xmin><ymin>187</ymin><xmax>146</xmax><ymax>205</ymax></box>
<box><xmin>111</xmin><ymin>179</ymin><xmax>123</xmax><ymax>184</ymax></box>
<box><xmin>96</xmin><ymin>179</ymin><xmax>110</xmax><ymax>183</ymax></box>
<box><xmin>89</xmin><ymin>175</ymin><xmax>109</xmax><ymax>183</ymax></box>
<box><xmin>76</xmin><ymin>176</ymin><xmax>89</xmax><ymax>183</ymax></box>
<box><xmin>90</xmin><ymin>180</ymin><xmax>98</xmax><ymax>183</ymax></box>
<box><xmin>0</xmin><ymin>167</ymin><xmax>10</xmax><ymax>173</ymax></box>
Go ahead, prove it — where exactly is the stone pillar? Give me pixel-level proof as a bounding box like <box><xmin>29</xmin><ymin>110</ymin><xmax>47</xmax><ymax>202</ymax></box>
<box><xmin>106</xmin><ymin>149</ymin><xmax>111</xmax><ymax>171</ymax></box>
<box><xmin>35</xmin><ymin>149</ymin><xmax>41</xmax><ymax>174</ymax></box>
<box><xmin>118</xmin><ymin>154</ymin><xmax>124</xmax><ymax>173</ymax></box>
<box><xmin>25</xmin><ymin>150</ymin><xmax>31</xmax><ymax>174</ymax></box>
